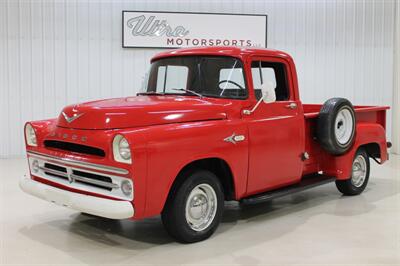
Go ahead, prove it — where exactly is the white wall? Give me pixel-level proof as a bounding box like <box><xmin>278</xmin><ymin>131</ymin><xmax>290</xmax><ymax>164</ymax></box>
<box><xmin>393</xmin><ymin>0</ymin><xmax>399</xmax><ymax>154</ymax></box>
<box><xmin>0</xmin><ymin>0</ymin><xmax>397</xmax><ymax>158</ymax></box>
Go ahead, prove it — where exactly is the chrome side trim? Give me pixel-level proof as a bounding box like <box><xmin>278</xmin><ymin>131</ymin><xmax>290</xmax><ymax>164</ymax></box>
<box><xmin>223</xmin><ymin>133</ymin><xmax>245</xmax><ymax>145</ymax></box>
<box><xmin>27</xmin><ymin>151</ymin><xmax>128</xmax><ymax>175</ymax></box>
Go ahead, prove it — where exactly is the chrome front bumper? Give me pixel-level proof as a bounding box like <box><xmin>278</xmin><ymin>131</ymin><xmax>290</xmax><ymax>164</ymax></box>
<box><xmin>19</xmin><ymin>175</ymin><xmax>134</xmax><ymax>219</ymax></box>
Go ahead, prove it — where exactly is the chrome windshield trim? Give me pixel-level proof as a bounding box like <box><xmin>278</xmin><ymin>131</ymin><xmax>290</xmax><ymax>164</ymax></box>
<box><xmin>27</xmin><ymin>151</ymin><xmax>129</xmax><ymax>175</ymax></box>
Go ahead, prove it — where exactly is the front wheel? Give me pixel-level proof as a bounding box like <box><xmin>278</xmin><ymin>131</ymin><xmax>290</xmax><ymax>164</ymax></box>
<box><xmin>161</xmin><ymin>170</ymin><xmax>224</xmax><ymax>243</ymax></box>
<box><xmin>336</xmin><ymin>148</ymin><xmax>370</xmax><ymax>195</ymax></box>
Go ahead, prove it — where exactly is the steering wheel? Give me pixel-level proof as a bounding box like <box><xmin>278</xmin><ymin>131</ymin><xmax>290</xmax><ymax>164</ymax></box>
<box><xmin>218</xmin><ymin>80</ymin><xmax>245</xmax><ymax>90</ymax></box>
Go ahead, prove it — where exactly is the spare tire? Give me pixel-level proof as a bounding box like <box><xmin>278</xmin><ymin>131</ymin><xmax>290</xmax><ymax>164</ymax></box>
<box><xmin>317</xmin><ymin>98</ymin><xmax>356</xmax><ymax>155</ymax></box>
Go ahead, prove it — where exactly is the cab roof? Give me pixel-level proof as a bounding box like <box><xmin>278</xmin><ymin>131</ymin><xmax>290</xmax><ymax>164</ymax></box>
<box><xmin>151</xmin><ymin>46</ymin><xmax>292</xmax><ymax>62</ymax></box>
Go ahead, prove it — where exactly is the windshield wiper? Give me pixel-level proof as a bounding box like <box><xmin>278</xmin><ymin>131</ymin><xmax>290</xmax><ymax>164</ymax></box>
<box><xmin>137</xmin><ymin>91</ymin><xmax>164</xmax><ymax>96</ymax></box>
<box><xmin>172</xmin><ymin>88</ymin><xmax>203</xmax><ymax>98</ymax></box>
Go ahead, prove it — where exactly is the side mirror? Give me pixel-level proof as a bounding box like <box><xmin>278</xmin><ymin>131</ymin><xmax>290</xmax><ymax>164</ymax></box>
<box><xmin>261</xmin><ymin>81</ymin><xmax>276</xmax><ymax>104</ymax></box>
<box><xmin>243</xmin><ymin>81</ymin><xmax>276</xmax><ymax>115</ymax></box>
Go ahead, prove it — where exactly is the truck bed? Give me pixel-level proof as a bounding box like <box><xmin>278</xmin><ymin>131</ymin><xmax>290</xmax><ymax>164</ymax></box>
<box><xmin>303</xmin><ymin>104</ymin><xmax>390</xmax><ymax>119</ymax></box>
<box><xmin>302</xmin><ymin>103</ymin><xmax>389</xmax><ymax>177</ymax></box>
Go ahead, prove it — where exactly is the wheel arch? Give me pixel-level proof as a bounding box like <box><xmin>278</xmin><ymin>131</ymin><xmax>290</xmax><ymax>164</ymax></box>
<box><xmin>163</xmin><ymin>157</ymin><xmax>236</xmax><ymax>211</ymax></box>
<box><xmin>359</xmin><ymin>142</ymin><xmax>381</xmax><ymax>160</ymax></box>
<box><xmin>324</xmin><ymin>123</ymin><xmax>388</xmax><ymax>180</ymax></box>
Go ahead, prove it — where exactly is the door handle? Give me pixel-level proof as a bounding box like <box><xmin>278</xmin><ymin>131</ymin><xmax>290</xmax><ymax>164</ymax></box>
<box><xmin>285</xmin><ymin>103</ymin><xmax>297</xmax><ymax>109</ymax></box>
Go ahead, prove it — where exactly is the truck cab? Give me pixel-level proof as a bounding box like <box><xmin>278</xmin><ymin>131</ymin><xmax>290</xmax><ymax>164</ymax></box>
<box><xmin>21</xmin><ymin>47</ymin><xmax>389</xmax><ymax>243</ymax></box>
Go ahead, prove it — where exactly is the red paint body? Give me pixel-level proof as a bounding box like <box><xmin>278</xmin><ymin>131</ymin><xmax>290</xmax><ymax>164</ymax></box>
<box><xmin>25</xmin><ymin>47</ymin><xmax>389</xmax><ymax>219</ymax></box>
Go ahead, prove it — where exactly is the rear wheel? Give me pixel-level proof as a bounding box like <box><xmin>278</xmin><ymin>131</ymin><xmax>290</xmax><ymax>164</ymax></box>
<box><xmin>336</xmin><ymin>148</ymin><xmax>370</xmax><ymax>195</ymax></box>
<box><xmin>161</xmin><ymin>170</ymin><xmax>224</xmax><ymax>243</ymax></box>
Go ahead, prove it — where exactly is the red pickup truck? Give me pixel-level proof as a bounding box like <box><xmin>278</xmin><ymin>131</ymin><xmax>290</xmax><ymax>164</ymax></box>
<box><xmin>21</xmin><ymin>47</ymin><xmax>390</xmax><ymax>243</ymax></box>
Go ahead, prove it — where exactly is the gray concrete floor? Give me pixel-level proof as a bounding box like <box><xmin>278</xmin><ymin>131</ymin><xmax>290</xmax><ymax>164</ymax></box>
<box><xmin>1</xmin><ymin>155</ymin><xmax>399</xmax><ymax>265</ymax></box>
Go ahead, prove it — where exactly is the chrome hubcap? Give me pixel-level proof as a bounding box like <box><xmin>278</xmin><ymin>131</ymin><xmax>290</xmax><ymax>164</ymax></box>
<box><xmin>335</xmin><ymin>107</ymin><xmax>354</xmax><ymax>145</ymax></box>
<box><xmin>185</xmin><ymin>184</ymin><xmax>217</xmax><ymax>231</ymax></box>
<box><xmin>351</xmin><ymin>155</ymin><xmax>367</xmax><ymax>187</ymax></box>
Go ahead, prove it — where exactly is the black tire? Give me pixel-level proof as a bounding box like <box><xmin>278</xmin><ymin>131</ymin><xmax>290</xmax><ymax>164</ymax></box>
<box><xmin>317</xmin><ymin>98</ymin><xmax>356</xmax><ymax>155</ymax></box>
<box><xmin>161</xmin><ymin>170</ymin><xmax>224</xmax><ymax>243</ymax></box>
<box><xmin>336</xmin><ymin>148</ymin><xmax>370</xmax><ymax>195</ymax></box>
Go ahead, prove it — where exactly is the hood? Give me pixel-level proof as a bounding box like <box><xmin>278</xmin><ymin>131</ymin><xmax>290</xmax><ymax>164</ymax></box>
<box><xmin>56</xmin><ymin>96</ymin><xmax>229</xmax><ymax>130</ymax></box>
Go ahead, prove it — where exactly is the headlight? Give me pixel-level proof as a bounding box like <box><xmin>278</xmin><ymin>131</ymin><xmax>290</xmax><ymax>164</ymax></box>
<box><xmin>25</xmin><ymin>123</ymin><xmax>37</xmax><ymax>147</ymax></box>
<box><xmin>112</xmin><ymin>134</ymin><xmax>132</xmax><ymax>164</ymax></box>
<box><xmin>118</xmin><ymin>137</ymin><xmax>131</xmax><ymax>160</ymax></box>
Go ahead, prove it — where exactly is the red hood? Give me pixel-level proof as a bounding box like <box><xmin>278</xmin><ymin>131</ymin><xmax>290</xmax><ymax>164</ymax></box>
<box><xmin>56</xmin><ymin>96</ymin><xmax>229</xmax><ymax>130</ymax></box>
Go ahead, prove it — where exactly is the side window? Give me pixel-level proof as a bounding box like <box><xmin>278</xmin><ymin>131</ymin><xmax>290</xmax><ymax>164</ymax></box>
<box><xmin>251</xmin><ymin>61</ymin><xmax>289</xmax><ymax>101</ymax></box>
<box><xmin>156</xmin><ymin>65</ymin><xmax>189</xmax><ymax>93</ymax></box>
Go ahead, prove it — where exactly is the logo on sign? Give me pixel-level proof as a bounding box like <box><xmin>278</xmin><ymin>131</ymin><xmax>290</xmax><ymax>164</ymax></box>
<box><xmin>126</xmin><ymin>15</ymin><xmax>189</xmax><ymax>37</ymax></box>
<box><xmin>122</xmin><ymin>11</ymin><xmax>267</xmax><ymax>48</ymax></box>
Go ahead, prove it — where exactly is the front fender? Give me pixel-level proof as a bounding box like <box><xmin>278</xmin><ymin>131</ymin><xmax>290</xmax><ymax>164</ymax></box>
<box><xmin>141</xmin><ymin>120</ymin><xmax>248</xmax><ymax>218</ymax></box>
<box><xmin>321</xmin><ymin>123</ymin><xmax>388</xmax><ymax>180</ymax></box>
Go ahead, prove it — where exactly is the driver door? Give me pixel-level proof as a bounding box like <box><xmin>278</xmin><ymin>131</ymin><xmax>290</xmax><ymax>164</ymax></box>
<box><xmin>245</xmin><ymin>58</ymin><xmax>304</xmax><ymax>195</ymax></box>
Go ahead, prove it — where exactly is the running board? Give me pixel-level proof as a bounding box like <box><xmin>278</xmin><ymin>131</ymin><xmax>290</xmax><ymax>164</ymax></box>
<box><xmin>241</xmin><ymin>174</ymin><xmax>336</xmax><ymax>205</ymax></box>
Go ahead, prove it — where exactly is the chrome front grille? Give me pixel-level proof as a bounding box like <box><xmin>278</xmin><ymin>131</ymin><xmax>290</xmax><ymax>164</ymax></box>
<box><xmin>42</xmin><ymin>163</ymin><xmax>68</xmax><ymax>179</ymax></box>
<box><xmin>27</xmin><ymin>151</ymin><xmax>133</xmax><ymax>200</ymax></box>
<box><xmin>71</xmin><ymin>170</ymin><xmax>118</xmax><ymax>190</ymax></box>
<box><xmin>39</xmin><ymin>163</ymin><xmax>118</xmax><ymax>191</ymax></box>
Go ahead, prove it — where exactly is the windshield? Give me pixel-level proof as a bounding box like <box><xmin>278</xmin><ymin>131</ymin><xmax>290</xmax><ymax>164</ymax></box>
<box><xmin>143</xmin><ymin>56</ymin><xmax>247</xmax><ymax>99</ymax></box>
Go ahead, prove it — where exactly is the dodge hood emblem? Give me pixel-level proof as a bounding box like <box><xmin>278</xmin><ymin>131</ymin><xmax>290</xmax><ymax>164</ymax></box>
<box><xmin>62</xmin><ymin>112</ymin><xmax>84</xmax><ymax>123</ymax></box>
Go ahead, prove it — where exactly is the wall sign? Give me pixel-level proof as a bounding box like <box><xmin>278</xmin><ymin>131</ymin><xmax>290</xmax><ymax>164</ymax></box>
<box><xmin>122</xmin><ymin>11</ymin><xmax>267</xmax><ymax>49</ymax></box>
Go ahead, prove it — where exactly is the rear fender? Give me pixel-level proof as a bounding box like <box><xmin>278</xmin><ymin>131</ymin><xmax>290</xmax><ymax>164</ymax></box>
<box><xmin>320</xmin><ymin>123</ymin><xmax>388</xmax><ymax>180</ymax></box>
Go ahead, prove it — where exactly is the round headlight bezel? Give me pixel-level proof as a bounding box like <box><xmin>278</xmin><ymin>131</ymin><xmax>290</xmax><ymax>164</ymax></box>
<box><xmin>25</xmin><ymin>123</ymin><xmax>38</xmax><ymax>147</ymax></box>
<box><xmin>121</xmin><ymin>179</ymin><xmax>133</xmax><ymax>197</ymax></box>
<box><xmin>112</xmin><ymin>134</ymin><xmax>132</xmax><ymax>164</ymax></box>
<box><xmin>31</xmin><ymin>159</ymin><xmax>40</xmax><ymax>173</ymax></box>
